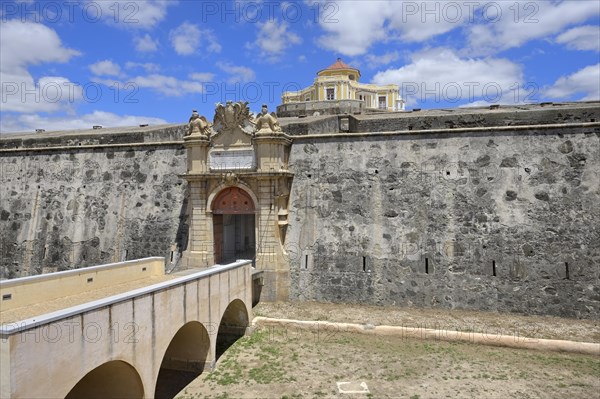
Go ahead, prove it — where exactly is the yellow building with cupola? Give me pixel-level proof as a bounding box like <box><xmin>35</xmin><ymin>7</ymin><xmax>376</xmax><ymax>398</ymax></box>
<box><xmin>280</xmin><ymin>58</ymin><xmax>404</xmax><ymax>115</ymax></box>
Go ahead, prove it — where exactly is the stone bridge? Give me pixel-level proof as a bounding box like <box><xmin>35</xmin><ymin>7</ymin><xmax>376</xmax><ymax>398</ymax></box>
<box><xmin>0</xmin><ymin>258</ymin><xmax>256</xmax><ymax>399</ymax></box>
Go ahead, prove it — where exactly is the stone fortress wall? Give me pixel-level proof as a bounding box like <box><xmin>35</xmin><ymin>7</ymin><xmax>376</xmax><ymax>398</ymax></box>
<box><xmin>0</xmin><ymin>126</ymin><xmax>188</xmax><ymax>278</ymax></box>
<box><xmin>1</xmin><ymin>102</ymin><xmax>598</xmax><ymax>318</ymax></box>
<box><xmin>285</xmin><ymin>102</ymin><xmax>600</xmax><ymax>319</ymax></box>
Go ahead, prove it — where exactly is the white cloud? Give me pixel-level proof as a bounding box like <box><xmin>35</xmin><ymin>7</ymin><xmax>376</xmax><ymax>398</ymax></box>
<box><xmin>312</xmin><ymin>0</ymin><xmax>469</xmax><ymax>56</ymax></box>
<box><xmin>169</xmin><ymin>22</ymin><xmax>199</xmax><ymax>55</ymax></box>
<box><xmin>0</xmin><ymin>75</ymin><xmax>84</xmax><ymax>114</ymax></box>
<box><xmin>125</xmin><ymin>62</ymin><xmax>160</xmax><ymax>73</ymax></box>
<box><xmin>467</xmin><ymin>1</ymin><xmax>600</xmax><ymax>55</ymax></box>
<box><xmin>0</xmin><ymin>20</ymin><xmax>81</xmax><ymax>113</ymax></box>
<box><xmin>249</xmin><ymin>20</ymin><xmax>302</xmax><ymax>62</ymax></box>
<box><xmin>87</xmin><ymin>61</ymin><xmax>207</xmax><ymax>97</ymax></box>
<box><xmin>314</xmin><ymin>0</ymin><xmax>389</xmax><ymax>56</ymax></box>
<box><xmin>0</xmin><ymin>20</ymin><xmax>79</xmax><ymax>71</ymax></box>
<box><xmin>364</xmin><ymin>51</ymin><xmax>400</xmax><ymax>68</ymax></box>
<box><xmin>386</xmin><ymin>1</ymin><xmax>470</xmax><ymax>42</ymax></box>
<box><xmin>311</xmin><ymin>1</ymin><xmax>598</xmax><ymax>56</ymax></box>
<box><xmin>89</xmin><ymin>60</ymin><xmax>122</xmax><ymax>77</ymax></box>
<box><xmin>373</xmin><ymin>48</ymin><xmax>524</xmax><ymax>106</ymax></box>
<box><xmin>217</xmin><ymin>62</ymin><xmax>256</xmax><ymax>84</ymax></box>
<box><xmin>134</xmin><ymin>34</ymin><xmax>159</xmax><ymax>52</ymax></box>
<box><xmin>129</xmin><ymin>74</ymin><xmax>205</xmax><ymax>96</ymax></box>
<box><xmin>543</xmin><ymin>64</ymin><xmax>600</xmax><ymax>101</ymax></box>
<box><xmin>556</xmin><ymin>25</ymin><xmax>600</xmax><ymax>52</ymax></box>
<box><xmin>85</xmin><ymin>0</ymin><xmax>175</xmax><ymax>30</ymax></box>
<box><xmin>169</xmin><ymin>22</ymin><xmax>221</xmax><ymax>56</ymax></box>
<box><xmin>189</xmin><ymin>72</ymin><xmax>216</xmax><ymax>82</ymax></box>
<box><xmin>1</xmin><ymin>111</ymin><xmax>168</xmax><ymax>133</ymax></box>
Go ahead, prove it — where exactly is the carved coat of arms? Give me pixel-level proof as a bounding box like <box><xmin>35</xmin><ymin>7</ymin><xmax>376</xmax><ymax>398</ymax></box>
<box><xmin>213</xmin><ymin>101</ymin><xmax>253</xmax><ymax>133</ymax></box>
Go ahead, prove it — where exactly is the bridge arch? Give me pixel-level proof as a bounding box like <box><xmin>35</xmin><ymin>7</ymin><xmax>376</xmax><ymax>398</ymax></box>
<box><xmin>65</xmin><ymin>360</ymin><xmax>143</xmax><ymax>399</ymax></box>
<box><xmin>154</xmin><ymin>321</ymin><xmax>211</xmax><ymax>399</ymax></box>
<box><xmin>216</xmin><ymin>298</ymin><xmax>250</xmax><ymax>359</ymax></box>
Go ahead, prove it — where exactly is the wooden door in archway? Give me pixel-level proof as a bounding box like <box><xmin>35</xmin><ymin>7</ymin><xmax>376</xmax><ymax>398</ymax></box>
<box><xmin>211</xmin><ymin>187</ymin><xmax>256</xmax><ymax>264</ymax></box>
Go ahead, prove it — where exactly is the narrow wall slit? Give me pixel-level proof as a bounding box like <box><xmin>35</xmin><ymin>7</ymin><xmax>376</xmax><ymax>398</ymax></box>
<box><xmin>492</xmin><ymin>260</ymin><xmax>496</xmax><ymax>277</ymax></box>
<box><xmin>362</xmin><ymin>256</ymin><xmax>367</xmax><ymax>272</ymax></box>
<box><xmin>304</xmin><ymin>254</ymin><xmax>308</xmax><ymax>270</ymax></box>
<box><xmin>565</xmin><ymin>262</ymin><xmax>570</xmax><ymax>280</ymax></box>
<box><xmin>425</xmin><ymin>258</ymin><xmax>429</xmax><ymax>274</ymax></box>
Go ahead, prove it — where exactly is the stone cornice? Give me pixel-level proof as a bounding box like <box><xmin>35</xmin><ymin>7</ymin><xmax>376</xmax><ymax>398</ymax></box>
<box><xmin>180</xmin><ymin>171</ymin><xmax>294</xmax><ymax>181</ymax></box>
<box><xmin>0</xmin><ymin>140</ymin><xmax>184</xmax><ymax>153</ymax></box>
<box><xmin>291</xmin><ymin>121</ymin><xmax>600</xmax><ymax>140</ymax></box>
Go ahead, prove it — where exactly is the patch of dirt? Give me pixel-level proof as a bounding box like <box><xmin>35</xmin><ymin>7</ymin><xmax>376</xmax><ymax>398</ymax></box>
<box><xmin>177</xmin><ymin>326</ymin><xmax>599</xmax><ymax>399</ymax></box>
<box><xmin>174</xmin><ymin>302</ymin><xmax>600</xmax><ymax>399</ymax></box>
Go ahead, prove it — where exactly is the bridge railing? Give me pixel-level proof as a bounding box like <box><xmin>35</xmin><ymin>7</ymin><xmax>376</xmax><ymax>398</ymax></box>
<box><xmin>0</xmin><ymin>259</ymin><xmax>253</xmax><ymax>338</ymax></box>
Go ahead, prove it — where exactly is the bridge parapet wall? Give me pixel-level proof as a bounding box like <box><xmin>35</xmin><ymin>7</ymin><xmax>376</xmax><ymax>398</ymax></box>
<box><xmin>0</xmin><ymin>260</ymin><xmax>253</xmax><ymax>399</ymax></box>
<box><xmin>0</xmin><ymin>257</ymin><xmax>164</xmax><ymax>311</ymax></box>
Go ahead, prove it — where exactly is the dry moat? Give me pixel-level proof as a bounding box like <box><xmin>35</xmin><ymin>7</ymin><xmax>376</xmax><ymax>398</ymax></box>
<box><xmin>175</xmin><ymin>302</ymin><xmax>600</xmax><ymax>399</ymax></box>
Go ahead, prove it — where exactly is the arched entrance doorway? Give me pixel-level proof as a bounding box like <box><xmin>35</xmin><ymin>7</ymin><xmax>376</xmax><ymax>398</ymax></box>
<box><xmin>211</xmin><ymin>187</ymin><xmax>256</xmax><ymax>264</ymax></box>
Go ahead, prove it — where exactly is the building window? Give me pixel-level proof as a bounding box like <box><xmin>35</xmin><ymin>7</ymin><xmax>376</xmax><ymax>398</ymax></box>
<box><xmin>305</xmin><ymin>97</ymin><xmax>310</xmax><ymax>101</ymax></box>
<box><xmin>378</xmin><ymin>96</ymin><xmax>387</xmax><ymax>109</ymax></box>
<box><xmin>349</xmin><ymin>74</ymin><xmax>355</xmax><ymax>80</ymax></box>
<box><xmin>327</xmin><ymin>88</ymin><xmax>335</xmax><ymax>100</ymax></box>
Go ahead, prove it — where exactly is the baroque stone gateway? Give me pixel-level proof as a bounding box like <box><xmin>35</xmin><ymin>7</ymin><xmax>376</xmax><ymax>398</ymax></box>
<box><xmin>0</xmin><ymin>101</ymin><xmax>599</xmax><ymax>318</ymax></box>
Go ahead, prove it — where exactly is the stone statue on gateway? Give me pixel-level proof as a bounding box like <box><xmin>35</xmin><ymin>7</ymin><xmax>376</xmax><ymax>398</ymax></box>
<box><xmin>186</xmin><ymin>110</ymin><xmax>211</xmax><ymax>137</ymax></box>
<box><xmin>254</xmin><ymin>104</ymin><xmax>282</xmax><ymax>134</ymax></box>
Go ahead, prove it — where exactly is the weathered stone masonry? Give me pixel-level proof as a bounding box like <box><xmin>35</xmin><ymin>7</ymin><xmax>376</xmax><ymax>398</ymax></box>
<box><xmin>286</xmin><ymin>122</ymin><xmax>600</xmax><ymax>318</ymax></box>
<box><xmin>0</xmin><ymin>126</ymin><xmax>188</xmax><ymax>278</ymax></box>
<box><xmin>1</xmin><ymin>103</ymin><xmax>599</xmax><ymax>318</ymax></box>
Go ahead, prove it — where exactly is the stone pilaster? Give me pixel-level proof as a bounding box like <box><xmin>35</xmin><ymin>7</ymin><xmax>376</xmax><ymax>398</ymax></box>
<box><xmin>253</xmin><ymin>134</ymin><xmax>292</xmax><ymax>172</ymax></box>
<box><xmin>183</xmin><ymin>134</ymin><xmax>210</xmax><ymax>174</ymax></box>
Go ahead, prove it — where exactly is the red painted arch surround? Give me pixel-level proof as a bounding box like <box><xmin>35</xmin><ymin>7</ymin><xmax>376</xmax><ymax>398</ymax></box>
<box><xmin>211</xmin><ymin>187</ymin><xmax>256</xmax><ymax>214</ymax></box>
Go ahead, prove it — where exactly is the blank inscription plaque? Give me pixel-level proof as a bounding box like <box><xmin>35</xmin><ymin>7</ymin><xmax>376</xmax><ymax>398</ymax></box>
<box><xmin>209</xmin><ymin>150</ymin><xmax>255</xmax><ymax>170</ymax></box>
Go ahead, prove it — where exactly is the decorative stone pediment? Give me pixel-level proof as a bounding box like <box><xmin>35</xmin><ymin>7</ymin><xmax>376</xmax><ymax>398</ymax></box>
<box><xmin>210</xmin><ymin>101</ymin><xmax>255</xmax><ymax>148</ymax></box>
<box><xmin>183</xmin><ymin>101</ymin><xmax>292</xmax><ymax>173</ymax></box>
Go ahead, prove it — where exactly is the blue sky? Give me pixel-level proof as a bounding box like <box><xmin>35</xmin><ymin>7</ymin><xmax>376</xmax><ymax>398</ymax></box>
<box><xmin>1</xmin><ymin>0</ymin><xmax>599</xmax><ymax>133</ymax></box>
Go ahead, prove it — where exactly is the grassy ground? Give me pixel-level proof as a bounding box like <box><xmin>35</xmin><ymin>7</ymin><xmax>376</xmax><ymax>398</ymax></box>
<box><xmin>175</xmin><ymin>303</ymin><xmax>600</xmax><ymax>399</ymax></box>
